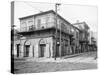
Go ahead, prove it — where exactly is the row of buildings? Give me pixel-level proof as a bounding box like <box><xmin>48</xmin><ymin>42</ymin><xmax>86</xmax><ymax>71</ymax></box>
<box><xmin>13</xmin><ymin>10</ymin><xmax>97</xmax><ymax>58</ymax></box>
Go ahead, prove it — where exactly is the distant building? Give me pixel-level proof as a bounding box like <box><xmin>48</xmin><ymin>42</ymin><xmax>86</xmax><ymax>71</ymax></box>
<box><xmin>88</xmin><ymin>31</ymin><xmax>97</xmax><ymax>51</ymax></box>
<box><xmin>72</xmin><ymin>21</ymin><xmax>90</xmax><ymax>52</ymax></box>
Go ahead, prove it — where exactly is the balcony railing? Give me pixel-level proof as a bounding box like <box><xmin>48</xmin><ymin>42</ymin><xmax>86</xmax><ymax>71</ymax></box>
<box><xmin>20</xmin><ymin>22</ymin><xmax>55</xmax><ymax>32</ymax></box>
<box><xmin>19</xmin><ymin>22</ymin><xmax>74</xmax><ymax>36</ymax></box>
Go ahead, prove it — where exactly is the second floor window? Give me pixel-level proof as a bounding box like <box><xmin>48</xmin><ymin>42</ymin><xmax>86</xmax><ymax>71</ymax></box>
<box><xmin>20</xmin><ymin>22</ymin><xmax>27</xmax><ymax>31</ymax></box>
<box><xmin>37</xmin><ymin>19</ymin><xmax>41</xmax><ymax>29</ymax></box>
<box><xmin>28</xmin><ymin>21</ymin><xmax>33</xmax><ymax>26</ymax></box>
<box><xmin>61</xmin><ymin>23</ymin><xmax>68</xmax><ymax>33</ymax></box>
<box><xmin>28</xmin><ymin>20</ymin><xmax>36</xmax><ymax>31</ymax></box>
<box><xmin>76</xmin><ymin>31</ymin><xmax>79</xmax><ymax>39</ymax></box>
<box><xmin>61</xmin><ymin>23</ymin><xmax>65</xmax><ymax>30</ymax></box>
<box><xmin>46</xmin><ymin>15</ymin><xmax>50</xmax><ymax>24</ymax></box>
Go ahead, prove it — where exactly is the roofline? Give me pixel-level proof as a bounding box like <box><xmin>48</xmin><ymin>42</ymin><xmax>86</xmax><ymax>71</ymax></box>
<box><xmin>72</xmin><ymin>22</ymin><xmax>85</xmax><ymax>25</ymax></box>
<box><xmin>18</xmin><ymin>10</ymin><xmax>80</xmax><ymax>31</ymax></box>
<box><xmin>19</xmin><ymin>10</ymin><xmax>54</xmax><ymax>20</ymax></box>
<box><xmin>19</xmin><ymin>10</ymin><xmax>71</xmax><ymax>25</ymax></box>
<box><xmin>71</xmin><ymin>24</ymin><xmax>81</xmax><ymax>31</ymax></box>
<box><xmin>72</xmin><ymin>21</ymin><xmax>89</xmax><ymax>29</ymax></box>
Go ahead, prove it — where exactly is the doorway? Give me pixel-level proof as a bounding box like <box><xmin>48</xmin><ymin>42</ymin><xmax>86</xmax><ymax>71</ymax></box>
<box><xmin>56</xmin><ymin>45</ymin><xmax>60</xmax><ymax>57</ymax></box>
<box><xmin>17</xmin><ymin>44</ymin><xmax>20</xmax><ymax>57</ymax></box>
<box><xmin>40</xmin><ymin>44</ymin><xmax>46</xmax><ymax>57</ymax></box>
<box><xmin>24</xmin><ymin>45</ymin><xmax>30</xmax><ymax>57</ymax></box>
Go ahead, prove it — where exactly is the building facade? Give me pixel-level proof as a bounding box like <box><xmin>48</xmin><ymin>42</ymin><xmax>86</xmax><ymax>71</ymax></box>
<box><xmin>14</xmin><ymin>10</ymin><xmax>81</xmax><ymax>58</ymax></box>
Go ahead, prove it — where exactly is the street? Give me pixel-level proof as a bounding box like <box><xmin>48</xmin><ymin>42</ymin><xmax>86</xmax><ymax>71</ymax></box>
<box><xmin>14</xmin><ymin>51</ymin><xmax>97</xmax><ymax>74</ymax></box>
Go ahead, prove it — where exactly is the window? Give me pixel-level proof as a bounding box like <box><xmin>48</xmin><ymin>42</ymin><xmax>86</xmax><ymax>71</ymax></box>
<box><xmin>28</xmin><ymin>20</ymin><xmax>33</xmax><ymax>26</ymax></box>
<box><xmin>71</xmin><ymin>27</ymin><xmax>74</xmax><ymax>33</ymax></box>
<box><xmin>37</xmin><ymin>19</ymin><xmax>41</xmax><ymax>29</ymax></box>
<box><xmin>69</xmin><ymin>26</ymin><xmax>71</xmax><ymax>34</ymax></box>
<box><xmin>66</xmin><ymin>25</ymin><xmax>69</xmax><ymax>33</ymax></box>
<box><xmin>65</xmin><ymin>40</ymin><xmax>68</xmax><ymax>46</ymax></box>
<box><xmin>46</xmin><ymin>15</ymin><xmax>50</xmax><ymax>24</ymax></box>
<box><xmin>28</xmin><ymin>20</ymin><xmax>35</xmax><ymax>31</ymax></box>
<box><xmin>76</xmin><ymin>31</ymin><xmax>79</xmax><ymax>39</ymax></box>
<box><xmin>32</xmin><ymin>25</ymin><xmax>36</xmax><ymax>30</ymax></box>
<box><xmin>20</xmin><ymin>22</ymin><xmax>27</xmax><ymax>31</ymax></box>
<box><xmin>61</xmin><ymin>23</ymin><xmax>66</xmax><ymax>31</ymax></box>
<box><xmin>58</xmin><ymin>20</ymin><xmax>61</xmax><ymax>29</ymax></box>
<box><xmin>28</xmin><ymin>20</ymin><xmax>33</xmax><ymax>30</ymax></box>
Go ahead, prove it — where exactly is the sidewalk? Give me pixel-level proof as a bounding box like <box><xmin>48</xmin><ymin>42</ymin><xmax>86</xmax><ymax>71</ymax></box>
<box><xmin>26</xmin><ymin>53</ymin><xmax>82</xmax><ymax>62</ymax></box>
<box><xmin>14</xmin><ymin>53</ymin><xmax>84</xmax><ymax>61</ymax></box>
<box><xmin>26</xmin><ymin>52</ymin><xmax>97</xmax><ymax>63</ymax></box>
<box><xmin>26</xmin><ymin>57</ymin><xmax>97</xmax><ymax>64</ymax></box>
<box><xmin>62</xmin><ymin>53</ymin><xmax>84</xmax><ymax>59</ymax></box>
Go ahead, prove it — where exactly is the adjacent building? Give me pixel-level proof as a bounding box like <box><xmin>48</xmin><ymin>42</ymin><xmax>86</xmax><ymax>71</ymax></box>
<box><xmin>72</xmin><ymin>21</ymin><xmax>90</xmax><ymax>52</ymax></box>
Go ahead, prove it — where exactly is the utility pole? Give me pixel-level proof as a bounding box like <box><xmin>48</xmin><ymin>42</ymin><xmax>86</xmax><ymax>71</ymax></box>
<box><xmin>55</xmin><ymin>3</ymin><xmax>61</xmax><ymax>60</ymax></box>
<box><xmin>11</xmin><ymin>1</ymin><xmax>15</xmax><ymax>74</ymax></box>
<box><xmin>59</xmin><ymin>18</ymin><xmax>62</xmax><ymax>58</ymax></box>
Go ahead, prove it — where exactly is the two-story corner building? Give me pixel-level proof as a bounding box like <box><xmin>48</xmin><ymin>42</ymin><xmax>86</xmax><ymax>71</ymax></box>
<box><xmin>72</xmin><ymin>21</ymin><xmax>90</xmax><ymax>52</ymax></box>
<box><xmin>14</xmin><ymin>10</ymin><xmax>77</xmax><ymax>58</ymax></box>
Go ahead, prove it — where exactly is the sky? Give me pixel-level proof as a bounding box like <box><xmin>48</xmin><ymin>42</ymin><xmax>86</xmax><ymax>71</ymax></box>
<box><xmin>14</xmin><ymin>1</ymin><xmax>98</xmax><ymax>32</ymax></box>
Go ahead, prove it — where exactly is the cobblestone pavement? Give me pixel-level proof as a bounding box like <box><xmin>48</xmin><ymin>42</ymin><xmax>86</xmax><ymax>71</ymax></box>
<box><xmin>14</xmin><ymin>51</ymin><xmax>97</xmax><ymax>74</ymax></box>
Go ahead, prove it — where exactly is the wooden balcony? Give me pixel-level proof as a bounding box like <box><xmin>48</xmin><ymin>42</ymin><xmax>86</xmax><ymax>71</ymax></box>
<box><xmin>18</xmin><ymin>22</ymin><xmax>74</xmax><ymax>37</ymax></box>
